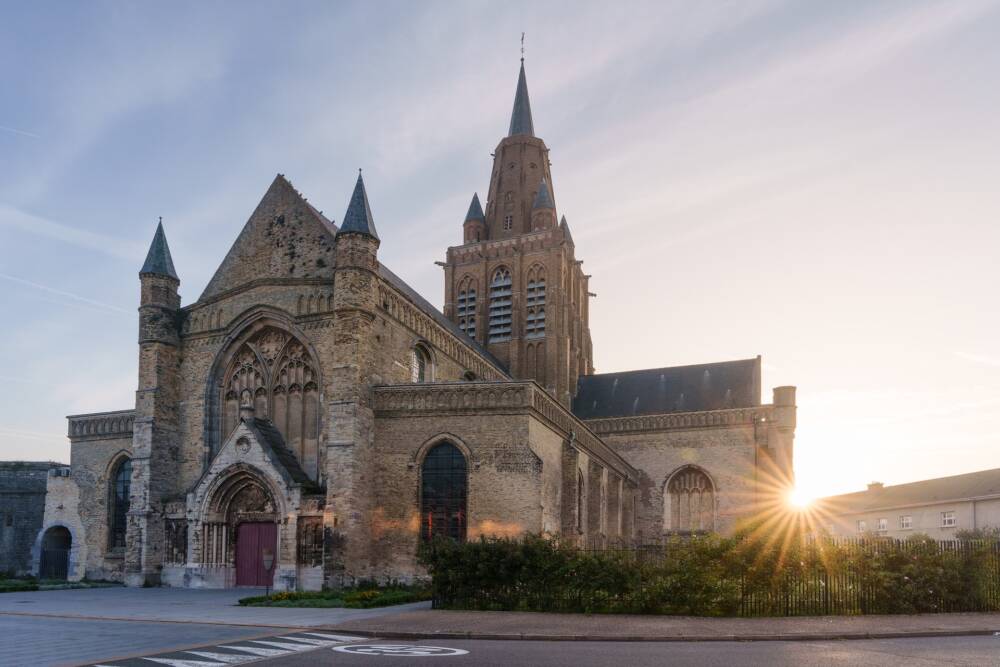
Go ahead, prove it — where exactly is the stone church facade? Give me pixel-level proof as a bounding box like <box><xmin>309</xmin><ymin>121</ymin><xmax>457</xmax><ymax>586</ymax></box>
<box><xmin>38</xmin><ymin>61</ymin><xmax>796</xmax><ymax>590</ymax></box>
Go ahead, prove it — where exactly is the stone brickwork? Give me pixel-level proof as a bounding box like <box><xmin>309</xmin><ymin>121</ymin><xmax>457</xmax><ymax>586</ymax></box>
<box><xmin>0</xmin><ymin>462</ymin><xmax>63</xmax><ymax>575</ymax></box>
<box><xmin>33</xmin><ymin>59</ymin><xmax>797</xmax><ymax>590</ymax></box>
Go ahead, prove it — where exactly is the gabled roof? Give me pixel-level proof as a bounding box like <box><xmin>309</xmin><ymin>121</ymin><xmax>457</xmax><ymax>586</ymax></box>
<box><xmin>508</xmin><ymin>61</ymin><xmax>535</xmax><ymax>137</ymax></box>
<box><xmin>465</xmin><ymin>193</ymin><xmax>485</xmax><ymax>222</ymax></box>
<box><xmin>573</xmin><ymin>358</ymin><xmax>761</xmax><ymax>420</ymax></box>
<box><xmin>817</xmin><ymin>468</ymin><xmax>1000</xmax><ymax>513</ymax></box>
<box><xmin>337</xmin><ymin>171</ymin><xmax>379</xmax><ymax>239</ymax></box>
<box><xmin>200</xmin><ymin>174</ymin><xmax>338</xmax><ymax>301</ymax></box>
<box><xmin>245</xmin><ymin>418</ymin><xmax>314</xmax><ymax>488</ymax></box>
<box><xmin>532</xmin><ymin>178</ymin><xmax>554</xmax><ymax>210</ymax></box>
<box><xmin>140</xmin><ymin>220</ymin><xmax>178</xmax><ymax>280</ymax></box>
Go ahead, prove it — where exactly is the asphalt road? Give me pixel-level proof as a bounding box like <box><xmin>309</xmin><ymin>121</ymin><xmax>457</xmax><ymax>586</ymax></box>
<box><xmin>246</xmin><ymin>636</ymin><xmax>1000</xmax><ymax>667</ymax></box>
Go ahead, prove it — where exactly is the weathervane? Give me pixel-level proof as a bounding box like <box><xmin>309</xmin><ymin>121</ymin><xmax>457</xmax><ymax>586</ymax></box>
<box><xmin>521</xmin><ymin>32</ymin><xmax>525</xmax><ymax>62</ymax></box>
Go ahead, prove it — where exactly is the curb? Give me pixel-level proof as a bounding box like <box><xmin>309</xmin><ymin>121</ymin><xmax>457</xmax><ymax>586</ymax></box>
<box><xmin>324</xmin><ymin>627</ymin><xmax>1000</xmax><ymax>643</ymax></box>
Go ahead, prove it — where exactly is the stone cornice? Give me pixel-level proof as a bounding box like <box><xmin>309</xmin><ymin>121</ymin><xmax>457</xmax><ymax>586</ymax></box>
<box><xmin>585</xmin><ymin>406</ymin><xmax>775</xmax><ymax>435</ymax></box>
<box><xmin>373</xmin><ymin>381</ymin><xmax>638</xmax><ymax>483</ymax></box>
<box><xmin>67</xmin><ymin>409</ymin><xmax>136</xmax><ymax>441</ymax></box>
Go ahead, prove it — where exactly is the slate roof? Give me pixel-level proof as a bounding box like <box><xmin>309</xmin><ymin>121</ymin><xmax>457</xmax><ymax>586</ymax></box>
<box><xmin>508</xmin><ymin>61</ymin><xmax>535</xmax><ymax>137</ymax></box>
<box><xmin>533</xmin><ymin>178</ymin><xmax>554</xmax><ymax>210</ymax></box>
<box><xmin>465</xmin><ymin>193</ymin><xmax>485</xmax><ymax>222</ymax></box>
<box><xmin>817</xmin><ymin>468</ymin><xmax>1000</xmax><ymax>513</ymax></box>
<box><xmin>140</xmin><ymin>220</ymin><xmax>178</xmax><ymax>280</ymax></box>
<box><xmin>337</xmin><ymin>172</ymin><xmax>379</xmax><ymax>239</ymax></box>
<box><xmin>245</xmin><ymin>418</ymin><xmax>313</xmax><ymax>487</ymax></box>
<box><xmin>560</xmin><ymin>215</ymin><xmax>574</xmax><ymax>245</ymax></box>
<box><xmin>572</xmin><ymin>358</ymin><xmax>761</xmax><ymax>420</ymax></box>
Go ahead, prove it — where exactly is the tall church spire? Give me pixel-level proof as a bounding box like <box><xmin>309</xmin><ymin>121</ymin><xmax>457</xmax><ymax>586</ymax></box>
<box><xmin>337</xmin><ymin>171</ymin><xmax>379</xmax><ymax>240</ymax></box>
<box><xmin>140</xmin><ymin>218</ymin><xmax>178</xmax><ymax>280</ymax></box>
<box><xmin>508</xmin><ymin>60</ymin><xmax>535</xmax><ymax>137</ymax></box>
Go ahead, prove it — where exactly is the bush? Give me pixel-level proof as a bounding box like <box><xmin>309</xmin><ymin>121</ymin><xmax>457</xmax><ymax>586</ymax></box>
<box><xmin>238</xmin><ymin>582</ymin><xmax>430</xmax><ymax>608</ymax></box>
<box><xmin>419</xmin><ymin>533</ymin><xmax>1000</xmax><ymax>617</ymax></box>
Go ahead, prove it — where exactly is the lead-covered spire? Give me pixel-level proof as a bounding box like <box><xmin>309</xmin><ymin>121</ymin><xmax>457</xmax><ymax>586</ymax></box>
<box><xmin>337</xmin><ymin>171</ymin><xmax>379</xmax><ymax>240</ymax></box>
<box><xmin>465</xmin><ymin>192</ymin><xmax>485</xmax><ymax>222</ymax></box>
<box><xmin>508</xmin><ymin>61</ymin><xmax>535</xmax><ymax>137</ymax></box>
<box><xmin>140</xmin><ymin>219</ymin><xmax>178</xmax><ymax>280</ymax></box>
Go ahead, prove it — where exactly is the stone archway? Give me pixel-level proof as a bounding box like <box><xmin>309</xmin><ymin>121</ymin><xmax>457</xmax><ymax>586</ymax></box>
<box><xmin>39</xmin><ymin>526</ymin><xmax>71</xmax><ymax>580</ymax></box>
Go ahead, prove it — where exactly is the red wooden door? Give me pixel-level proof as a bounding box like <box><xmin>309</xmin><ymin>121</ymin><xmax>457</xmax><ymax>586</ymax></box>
<box><xmin>235</xmin><ymin>522</ymin><xmax>277</xmax><ymax>587</ymax></box>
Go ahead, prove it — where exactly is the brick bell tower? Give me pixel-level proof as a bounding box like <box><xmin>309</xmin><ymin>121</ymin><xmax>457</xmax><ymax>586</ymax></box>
<box><xmin>444</xmin><ymin>58</ymin><xmax>594</xmax><ymax>407</ymax></box>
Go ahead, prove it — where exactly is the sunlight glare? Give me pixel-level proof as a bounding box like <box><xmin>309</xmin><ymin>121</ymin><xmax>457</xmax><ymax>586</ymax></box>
<box><xmin>787</xmin><ymin>487</ymin><xmax>813</xmax><ymax>509</ymax></box>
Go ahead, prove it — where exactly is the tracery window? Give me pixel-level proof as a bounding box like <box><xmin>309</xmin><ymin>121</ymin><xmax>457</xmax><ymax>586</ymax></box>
<box><xmin>109</xmin><ymin>457</ymin><xmax>131</xmax><ymax>550</ymax></box>
<box><xmin>411</xmin><ymin>344</ymin><xmax>431</xmax><ymax>383</ymax></box>
<box><xmin>525</xmin><ymin>266</ymin><xmax>546</xmax><ymax>339</ymax></box>
<box><xmin>488</xmin><ymin>268</ymin><xmax>513</xmax><ymax>343</ymax></box>
<box><xmin>220</xmin><ymin>326</ymin><xmax>321</xmax><ymax>480</ymax></box>
<box><xmin>421</xmin><ymin>443</ymin><xmax>468</xmax><ymax>541</ymax></box>
<box><xmin>664</xmin><ymin>466</ymin><xmax>715</xmax><ymax>533</ymax></box>
<box><xmin>456</xmin><ymin>278</ymin><xmax>477</xmax><ymax>338</ymax></box>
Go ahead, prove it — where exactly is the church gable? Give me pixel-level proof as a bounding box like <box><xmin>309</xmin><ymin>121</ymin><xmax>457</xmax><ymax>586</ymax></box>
<box><xmin>200</xmin><ymin>175</ymin><xmax>338</xmax><ymax>301</ymax></box>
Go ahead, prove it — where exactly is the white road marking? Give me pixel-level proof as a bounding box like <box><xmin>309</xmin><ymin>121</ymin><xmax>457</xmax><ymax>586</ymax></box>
<box><xmin>333</xmin><ymin>644</ymin><xmax>469</xmax><ymax>657</ymax></box>
<box><xmin>184</xmin><ymin>651</ymin><xmax>257</xmax><ymax>664</ymax></box>
<box><xmin>141</xmin><ymin>657</ymin><xmax>228</xmax><ymax>667</ymax></box>
<box><xmin>300</xmin><ymin>632</ymin><xmax>366</xmax><ymax>641</ymax></box>
<box><xmin>216</xmin><ymin>644</ymin><xmax>290</xmax><ymax>657</ymax></box>
<box><xmin>247</xmin><ymin>639</ymin><xmax>315</xmax><ymax>651</ymax></box>
<box><xmin>273</xmin><ymin>636</ymin><xmax>334</xmax><ymax>646</ymax></box>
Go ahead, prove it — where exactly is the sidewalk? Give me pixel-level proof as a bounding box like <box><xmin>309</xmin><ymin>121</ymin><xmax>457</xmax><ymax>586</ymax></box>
<box><xmin>326</xmin><ymin>608</ymin><xmax>1000</xmax><ymax>642</ymax></box>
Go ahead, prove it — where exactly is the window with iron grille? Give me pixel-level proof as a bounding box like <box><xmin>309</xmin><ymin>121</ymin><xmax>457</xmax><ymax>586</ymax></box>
<box><xmin>109</xmin><ymin>457</ymin><xmax>131</xmax><ymax>550</ymax></box>
<box><xmin>488</xmin><ymin>269</ymin><xmax>513</xmax><ymax>342</ymax></box>
<box><xmin>421</xmin><ymin>443</ymin><xmax>468</xmax><ymax>541</ymax></box>
<box><xmin>297</xmin><ymin>516</ymin><xmax>324</xmax><ymax>566</ymax></box>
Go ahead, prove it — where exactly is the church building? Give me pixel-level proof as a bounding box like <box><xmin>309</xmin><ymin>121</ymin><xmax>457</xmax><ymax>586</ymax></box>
<box><xmin>36</xmin><ymin>60</ymin><xmax>797</xmax><ymax>590</ymax></box>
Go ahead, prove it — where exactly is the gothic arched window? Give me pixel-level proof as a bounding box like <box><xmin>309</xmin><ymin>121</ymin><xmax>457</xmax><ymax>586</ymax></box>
<box><xmin>664</xmin><ymin>466</ymin><xmax>715</xmax><ymax>533</ymax></box>
<box><xmin>109</xmin><ymin>457</ymin><xmax>131</xmax><ymax>550</ymax></box>
<box><xmin>219</xmin><ymin>326</ymin><xmax>321</xmax><ymax>480</ymax></box>
<box><xmin>488</xmin><ymin>268</ymin><xmax>512</xmax><ymax>343</ymax></box>
<box><xmin>525</xmin><ymin>266</ymin><xmax>546</xmax><ymax>339</ymax></box>
<box><xmin>456</xmin><ymin>277</ymin><xmax>477</xmax><ymax>339</ymax></box>
<box><xmin>411</xmin><ymin>344</ymin><xmax>431</xmax><ymax>383</ymax></box>
<box><xmin>421</xmin><ymin>443</ymin><xmax>468</xmax><ymax>541</ymax></box>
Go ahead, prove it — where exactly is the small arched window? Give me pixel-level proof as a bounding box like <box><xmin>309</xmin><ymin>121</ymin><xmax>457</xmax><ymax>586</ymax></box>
<box><xmin>664</xmin><ymin>466</ymin><xmax>715</xmax><ymax>533</ymax></box>
<box><xmin>488</xmin><ymin>268</ymin><xmax>513</xmax><ymax>343</ymax></box>
<box><xmin>421</xmin><ymin>443</ymin><xmax>468</xmax><ymax>541</ymax></box>
<box><xmin>411</xmin><ymin>345</ymin><xmax>431</xmax><ymax>383</ymax></box>
<box><xmin>109</xmin><ymin>457</ymin><xmax>132</xmax><ymax>550</ymax></box>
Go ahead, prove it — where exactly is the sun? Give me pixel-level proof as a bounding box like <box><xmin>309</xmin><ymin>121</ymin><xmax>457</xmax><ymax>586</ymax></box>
<box><xmin>787</xmin><ymin>487</ymin><xmax>814</xmax><ymax>509</ymax></box>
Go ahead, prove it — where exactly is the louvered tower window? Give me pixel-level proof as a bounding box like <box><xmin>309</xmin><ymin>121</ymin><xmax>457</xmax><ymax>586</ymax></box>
<box><xmin>456</xmin><ymin>280</ymin><xmax>477</xmax><ymax>338</ymax></box>
<box><xmin>525</xmin><ymin>267</ymin><xmax>546</xmax><ymax>339</ymax></box>
<box><xmin>488</xmin><ymin>268</ymin><xmax>513</xmax><ymax>343</ymax></box>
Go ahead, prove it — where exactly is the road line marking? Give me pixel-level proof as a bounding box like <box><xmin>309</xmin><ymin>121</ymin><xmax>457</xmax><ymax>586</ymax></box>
<box><xmin>141</xmin><ymin>658</ymin><xmax>228</xmax><ymax>667</ymax></box>
<box><xmin>300</xmin><ymin>632</ymin><xmax>365</xmax><ymax>641</ymax></box>
<box><xmin>274</xmin><ymin>636</ymin><xmax>336</xmax><ymax>646</ymax></box>
<box><xmin>247</xmin><ymin>639</ymin><xmax>315</xmax><ymax>651</ymax></box>
<box><xmin>217</xmin><ymin>645</ymin><xmax>290</xmax><ymax>657</ymax></box>
<box><xmin>184</xmin><ymin>651</ymin><xmax>257</xmax><ymax>664</ymax></box>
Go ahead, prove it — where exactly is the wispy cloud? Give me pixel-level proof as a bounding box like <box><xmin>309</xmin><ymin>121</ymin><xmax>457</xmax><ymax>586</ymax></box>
<box><xmin>0</xmin><ymin>272</ymin><xmax>131</xmax><ymax>314</ymax></box>
<box><xmin>0</xmin><ymin>124</ymin><xmax>39</xmax><ymax>138</ymax></box>
<box><xmin>0</xmin><ymin>205</ymin><xmax>145</xmax><ymax>261</ymax></box>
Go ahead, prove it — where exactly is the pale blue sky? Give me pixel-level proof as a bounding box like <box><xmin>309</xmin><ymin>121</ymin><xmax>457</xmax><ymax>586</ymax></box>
<box><xmin>2</xmin><ymin>1</ymin><xmax>999</xmax><ymax>498</ymax></box>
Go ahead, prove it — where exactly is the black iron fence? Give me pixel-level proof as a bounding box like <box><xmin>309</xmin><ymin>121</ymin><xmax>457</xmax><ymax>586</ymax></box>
<box><xmin>427</xmin><ymin>537</ymin><xmax>1000</xmax><ymax>616</ymax></box>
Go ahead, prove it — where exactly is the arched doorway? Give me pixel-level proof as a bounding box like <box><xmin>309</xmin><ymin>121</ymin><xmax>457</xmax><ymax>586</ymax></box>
<box><xmin>205</xmin><ymin>465</ymin><xmax>279</xmax><ymax>587</ymax></box>
<box><xmin>39</xmin><ymin>526</ymin><xmax>71</xmax><ymax>580</ymax></box>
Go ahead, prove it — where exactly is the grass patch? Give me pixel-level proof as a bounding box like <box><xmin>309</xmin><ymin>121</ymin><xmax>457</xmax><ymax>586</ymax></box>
<box><xmin>0</xmin><ymin>574</ymin><xmax>121</xmax><ymax>593</ymax></box>
<box><xmin>239</xmin><ymin>583</ymin><xmax>429</xmax><ymax>608</ymax></box>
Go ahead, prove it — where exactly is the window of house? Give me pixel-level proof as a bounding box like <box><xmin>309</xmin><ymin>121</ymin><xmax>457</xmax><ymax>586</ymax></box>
<box><xmin>899</xmin><ymin>515</ymin><xmax>913</xmax><ymax>530</ymax></box>
<box><xmin>503</xmin><ymin>215</ymin><xmax>513</xmax><ymax>231</ymax></box>
<box><xmin>941</xmin><ymin>511</ymin><xmax>956</xmax><ymax>527</ymax></box>
<box><xmin>857</xmin><ymin>519</ymin><xmax>867</xmax><ymax>533</ymax></box>
<box><xmin>410</xmin><ymin>345</ymin><xmax>431</xmax><ymax>383</ymax></box>
<box><xmin>420</xmin><ymin>443</ymin><xmax>467</xmax><ymax>541</ymax></box>
<box><xmin>109</xmin><ymin>457</ymin><xmax>132</xmax><ymax>550</ymax></box>
<box><xmin>876</xmin><ymin>518</ymin><xmax>888</xmax><ymax>533</ymax></box>
<box><xmin>488</xmin><ymin>269</ymin><xmax>513</xmax><ymax>343</ymax></box>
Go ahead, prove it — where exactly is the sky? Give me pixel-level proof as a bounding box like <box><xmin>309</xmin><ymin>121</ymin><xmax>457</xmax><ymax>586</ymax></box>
<box><xmin>1</xmin><ymin>0</ymin><xmax>999</xmax><ymax>500</ymax></box>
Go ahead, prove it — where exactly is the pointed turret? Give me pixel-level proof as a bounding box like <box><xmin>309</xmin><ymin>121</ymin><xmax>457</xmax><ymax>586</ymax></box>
<box><xmin>140</xmin><ymin>220</ymin><xmax>178</xmax><ymax>280</ymax></box>
<box><xmin>465</xmin><ymin>193</ymin><xmax>485</xmax><ymax>222</ymax></box>
<box><xmin>337</xmin><ymin>171</ymin><xmax>379</xmax><ymax>240</ymax></box>
<box><xmin>508</xmin><ymin>61</ymin><xmax>535</xmax><ymax>137</ymax></box>
<box><xmin>560</xmin><ymin>215</ymin><xmax>574</xmax><ymax>246</ymax></box>
<box><xmin>532</xmin><ymin>178</ymin><xmax>554</xmax><ymax>210</ymax></box>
